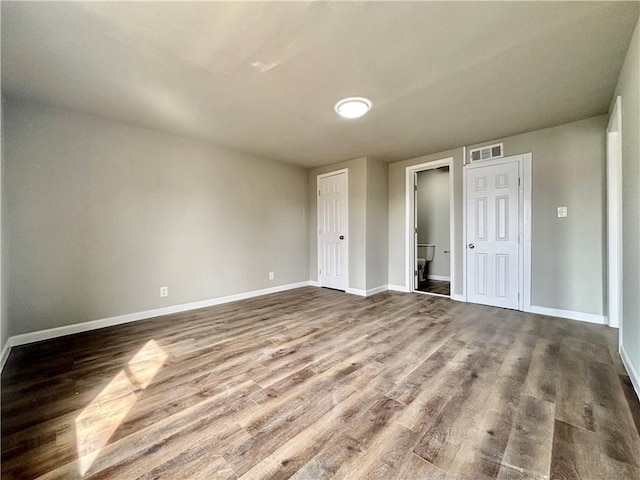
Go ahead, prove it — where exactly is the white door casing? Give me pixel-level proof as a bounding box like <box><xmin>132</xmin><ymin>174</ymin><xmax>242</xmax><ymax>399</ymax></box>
<box><xmin>465</xmin><ymin>157</ymin><xmax>527</xmax><ymax>310</ymax></box>
<box><xmin>317</xmin><ymin>170</ymin><xmax>348</xmax><ymax>291</ymax></box>
<box><xmin>413</xmin><ymin>172</ymin><xmax>419</xmax><ymax>290</ymax></box>
<box><xmin>405</xmin><ymin>158</ymin><xmax>455</xmax><ymax>296</ymax></box>
<box><xmin>607</xmin><ymin>96</ymin><xmax>622</xmax><ymax>331</ymax></box>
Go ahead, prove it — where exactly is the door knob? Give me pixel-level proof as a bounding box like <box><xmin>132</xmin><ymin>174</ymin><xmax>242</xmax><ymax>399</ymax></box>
<box><xmin>339</xmin><ymin>235</ymin><xmax>345</xmax><ymax>240</ymax></box>
<box><xmin>468</xmin><ymin>244</ymin><xmax>475</xmax><ymax>249</ymax></box>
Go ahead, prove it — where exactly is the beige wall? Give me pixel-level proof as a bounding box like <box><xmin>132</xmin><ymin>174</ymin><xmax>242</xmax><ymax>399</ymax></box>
<box><xmin>417</xmin><ymin>168</ymin><xmax>450</xmax><ymax>278</ymax></box>
<box><xmin>366</xmin><ymin>157</ymin><xmax>389</xmax><ymax>290</ymax></box>
<box><xmin>469</xmin><ymin>116</ymin><xmax>608</xmax><ymax>315</ymax></box>
<box><xmin>614</xmin><ymin>15</ymin><xmax>640</xmax><ymax>377</ymax></box>
<box><xmin>4</xmin><ymin>98</ymin><xmax>309</xmax><ymax>336</ymax></box>
<box><xmin>388</xmin><ymin>148</ymin><xmax>464</xmax><ymax>293</ymax></box>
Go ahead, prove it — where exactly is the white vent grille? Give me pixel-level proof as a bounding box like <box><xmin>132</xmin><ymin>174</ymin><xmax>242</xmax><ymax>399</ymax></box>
<box><xmin>469</xmin><ymin>143</ymin><xmax>504</xmax><ymax>163</ymax></box>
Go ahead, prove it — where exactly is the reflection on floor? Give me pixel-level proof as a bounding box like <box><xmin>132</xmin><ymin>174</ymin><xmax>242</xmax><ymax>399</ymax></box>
<box><xmin>417</xmin><ymin>279</ymin><xmax>450</xmax><ymax>296</ymax></box>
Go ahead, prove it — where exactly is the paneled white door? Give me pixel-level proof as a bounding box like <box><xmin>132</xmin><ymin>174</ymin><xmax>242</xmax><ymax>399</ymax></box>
<box><xmin>466</xmin><ymin>161</ymin><xmax>520</xmax><ymax>309</ymax></box>
<box><xmin>318</xmin><ymin>171</ymin><xmax>348</xmax><ymax>291</ymax></box>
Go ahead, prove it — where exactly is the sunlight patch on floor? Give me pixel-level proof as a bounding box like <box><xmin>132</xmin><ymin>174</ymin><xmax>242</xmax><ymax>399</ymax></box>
<box><xmin>75</xmin><ymin>340</ymin><xmax>167</xmax><ymax>476</ymax></box>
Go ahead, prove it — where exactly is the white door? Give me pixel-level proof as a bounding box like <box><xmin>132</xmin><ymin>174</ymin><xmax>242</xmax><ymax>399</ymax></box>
<box><xmin>466</xmin><ymin>161</ymin><xmax>520</xmax><ymax>309</ymax></box>
<box><xmin>318</xmin><ymin>171</ymin><xmax>348</xmax><ymax>291</ymax></box>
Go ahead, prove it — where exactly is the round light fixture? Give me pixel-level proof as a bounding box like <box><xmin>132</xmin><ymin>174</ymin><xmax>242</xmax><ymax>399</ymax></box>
<box><xmin>334</xmin><ymin>97</ymin><xmax>371</xmax><ymax>119</ymax></box>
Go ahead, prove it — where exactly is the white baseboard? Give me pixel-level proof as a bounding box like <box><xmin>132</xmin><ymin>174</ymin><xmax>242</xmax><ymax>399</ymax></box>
<box><xmin>366</xmin><ymin>285</ymin><xmax>388</xmax><ymax>296</ymax></box>
<box><xmin>1</xmin><ymin>339</ymin><xmax>13</xmax><ymax>371</ymax></box>
<box><xmin>308</xmin><ymin>280</ymin><xmax>319</xmax><ymax>287</ymax></box>
<box><xmin>1</xmin><ymin>281</ymin><xmax>312</xmax><ymax>372</ymax></box>
<box><xmin>620</xmin><ymin>345</ymin><xmax>640</xmax><ymax>401</ymax></box>
<box><xmin>451</xmin><ymin>293</ymin><xmax>465</xmax><ymax>302</ymax></box>
<box><xmin>529</xmin><ymin>305</ymin><xmax>606</xmax><ymax>325</ymax></box>
<box><xmin>346</xmin><ymin>287</ymin><xmax>366</xmax><ymax>296</ymax></box>
<box><xmin>344</xmin><ymin>285</ymin><xmax>389</xmax><ymax>297</ymax></box>
<box><xmin>388</xmin><ymin>284</ymin><xmax>410</xmax><ymax>293</ymax></box>
<box><xmin>427</xmin><ymin>275</ymin><xmax>451</xmax><ymax>281</ymax></box>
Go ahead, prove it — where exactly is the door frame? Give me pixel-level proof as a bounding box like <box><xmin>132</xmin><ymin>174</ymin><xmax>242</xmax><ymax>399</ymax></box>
<box><xmin>462</xmin><ymin>153</ymin><xmax>532</xmax><ymax>311</ymax></box>
<box><xmin>405</xmin><ymin>158</ymin><xmax>455</xmax><ymax>296</ymax></box>
<box><xmin>607</xmin><ymin>96</ymin><xmax>622</xmax><ymax>331</ymax></box>
<box><xmin>317</xmin><ymin>168</ymin><xmax>349</xmax><ymax>290</ymax></box>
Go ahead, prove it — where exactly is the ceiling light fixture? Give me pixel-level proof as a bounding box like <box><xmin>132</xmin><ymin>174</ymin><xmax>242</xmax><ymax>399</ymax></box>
<box><xmin>334</xmin><ymin>97</ymin><xmax>371</xmax><ymax>119</ymax></box>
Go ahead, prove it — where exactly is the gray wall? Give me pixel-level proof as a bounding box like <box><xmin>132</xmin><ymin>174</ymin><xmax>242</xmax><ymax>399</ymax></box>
<box><xmin>1</xmin><ymin>95</ymin><xmax>6</xmax><ymax>353</ymax></box>
<box><xmin>469</xmin><ymin>116</ymin><xmax>608</xmax><ymax>315</ymax></box>
<box><xmin>416</xmin><ymin>168</ymin><xmax>450</xmax><ymax>278</ymax></box>
<box><xmin>309</xmin><ymin>156</ymin><xmax>389</xmax><ymax>292</ymax></box>
<box><xmin>389</xmin><ymin>116</ymin><xmax>607</xmax><ymax>314</ymax></box>
<box><xmin>309</xmin><ymin>157</ymin><xmax>367</xmax><ymax>291</ymax></box>
<box><xmin>366</xmin><ymin>157</ymin><xmax>389</xmax><ymax>290</ymax></box>
<box><xmin>4</xmin><ymin>98</ymin><xmax>309</xmax><ymax>336</ymax></box>
<box><xmin>388</xmin><ymin>148</ymin><xmax>464</xmax><ymax>293</ymax></box>
<box><xmin>614</xmin><ymin>15</ymin><xmax>640</xmax><ymax>379</ymax></box>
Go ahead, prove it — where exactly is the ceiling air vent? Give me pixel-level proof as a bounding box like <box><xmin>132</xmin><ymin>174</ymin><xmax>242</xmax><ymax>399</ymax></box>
<box><xmin>469</xmin><ymin>143</ymin><xmax>504</xmax><ymax>163</ymax></box>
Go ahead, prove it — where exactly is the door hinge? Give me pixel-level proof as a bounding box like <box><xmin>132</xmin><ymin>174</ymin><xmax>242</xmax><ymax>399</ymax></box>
<box><xmin>414</xmin><ymin>227</ymin><xmax>418</xmax><ymax>234</ymax></box>
<box><xmin>319</xmin><ymin>268</ymin><xmax>322</xmax><ymax>275</ymax></box>
<box><xmin>415</xmin><ymin>270</ymin><xmax>418</xmax><ymax>277</ymax></box>
<box><xmin>518</xmin><ymin>178</ymin><xmax>521</xmax><ymax>187</ymax></box>
<box><xmin>518</xmin><ymin>293</ymin><xmax>520</xmax><ymax>300</ymax></box>
<box><xmin>319</xmin><ymin>229</ymin><xmax>322</xmax><ymax>235</ymax></box>
<box><xmin>318</xmin><ymin>190</ymin><xmax>321</xmax><ymax>196</ymax></box>
<box><xmin>414</xmin><ymin>185</ymin><xmax>418</xmax><ymax>192</ymax></box>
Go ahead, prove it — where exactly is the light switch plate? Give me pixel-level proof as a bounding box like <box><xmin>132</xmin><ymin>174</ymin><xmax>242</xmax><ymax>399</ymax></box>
<box><xmin>557</xmin><ymin>206</ymin><xmax>567</xmax><ymax>218</ymax></box>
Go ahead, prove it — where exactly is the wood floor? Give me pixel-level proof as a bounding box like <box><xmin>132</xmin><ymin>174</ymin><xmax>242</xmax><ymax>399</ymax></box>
<box><xmin>417</xmin><ymin>280</ymin><xmax>451</xmax><ymax>296</ymax></box>
<box><xmin>2</xmin><ymin>287</ymin><xmax>640</xmax><ymax>479</ymax></box>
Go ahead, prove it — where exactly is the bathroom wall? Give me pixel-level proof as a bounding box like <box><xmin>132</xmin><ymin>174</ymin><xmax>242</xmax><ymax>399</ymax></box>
<box><xmin>416</xmin><ymin>167</ymin><xmax>450</xmax><ymax>279</ymax></box>
<box><xmin>3</xmin><ymin>97</ymin><xmax>309</xmax><ymax>336</ymax></box>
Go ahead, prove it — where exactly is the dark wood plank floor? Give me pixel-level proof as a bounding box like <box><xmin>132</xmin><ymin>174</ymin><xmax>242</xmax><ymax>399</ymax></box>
<box><xmin>2</xmin><ymin>287</ymin><xmax>639</xmax><ymax>479</ymax></box>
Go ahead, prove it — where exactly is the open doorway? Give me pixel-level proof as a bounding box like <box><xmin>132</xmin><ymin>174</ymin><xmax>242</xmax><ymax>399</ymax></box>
<box><xmin>414</xmin><ymin>166</ymin><xmax>451</xmax><ymax>296</ymax></box>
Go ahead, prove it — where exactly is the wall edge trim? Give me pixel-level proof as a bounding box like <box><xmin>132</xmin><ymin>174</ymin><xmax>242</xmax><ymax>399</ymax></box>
<box><xmin>529</xmin><ymin>305</ymin><xmax>606</xmax><ymax>325</ymax></box>
<box><xmin>620</xmin><ymin>345</ymin><xmax>640</xmax><ymax>402</ymax></box>
<box><xmin>388</xmin><ymin>284</ymin><xmax>410</xmax><ymax>293</ymax></box>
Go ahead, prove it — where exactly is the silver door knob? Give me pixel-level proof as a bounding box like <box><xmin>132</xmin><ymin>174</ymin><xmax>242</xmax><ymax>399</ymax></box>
<box><xmin>468</xmin><ymin>244</ymin><xmax>475</xmax><ymax>249</ymax></box>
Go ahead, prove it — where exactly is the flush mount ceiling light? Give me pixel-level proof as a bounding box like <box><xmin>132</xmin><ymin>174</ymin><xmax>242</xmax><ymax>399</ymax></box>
<box><xmin>334</xmin><ymin>97</ymin><xmax>372</xmax><ymax>119</ymax></box>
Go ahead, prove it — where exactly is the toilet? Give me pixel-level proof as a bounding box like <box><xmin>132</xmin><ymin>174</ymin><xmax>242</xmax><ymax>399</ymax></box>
<box><xmin>417</xmin><ymin>244</ymin><xmax>435</xmax><ymax>282</ymax></box>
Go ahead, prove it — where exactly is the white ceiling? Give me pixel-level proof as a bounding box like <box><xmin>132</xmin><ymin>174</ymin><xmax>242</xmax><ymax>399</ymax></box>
<box><xmin>2</xmin><ymin>2</ymin><xmax>638</xmax><ymax>167</ymax></box>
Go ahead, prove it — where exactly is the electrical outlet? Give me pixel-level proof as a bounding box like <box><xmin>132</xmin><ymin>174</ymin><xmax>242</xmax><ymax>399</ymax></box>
<box><xmin>160</xmin><ymin>286</ymin><xmax>168</xmax><ymax>297</ymax></box>
<box><xmin>269</xmin><ymin>272</ymin><xmax>274</xmax><ymax>280</ymax></box>
<box><xmin>557</xmin><ymin>206</ymin><xmax>568</xmax><ymax>218</ymax></box>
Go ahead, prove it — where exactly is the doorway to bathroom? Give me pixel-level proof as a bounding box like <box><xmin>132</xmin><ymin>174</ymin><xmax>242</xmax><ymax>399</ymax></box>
<box><xmin>406</xmin><ymin>158</ymin><xmax>454</xmax><ymax>298</ymax></box>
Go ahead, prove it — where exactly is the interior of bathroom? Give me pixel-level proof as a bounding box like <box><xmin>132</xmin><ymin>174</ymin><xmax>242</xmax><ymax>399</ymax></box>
<box><xmin>416</xmin><ymin>166</ymin><xmax>451</xmax><ymax>296</ymax></box>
